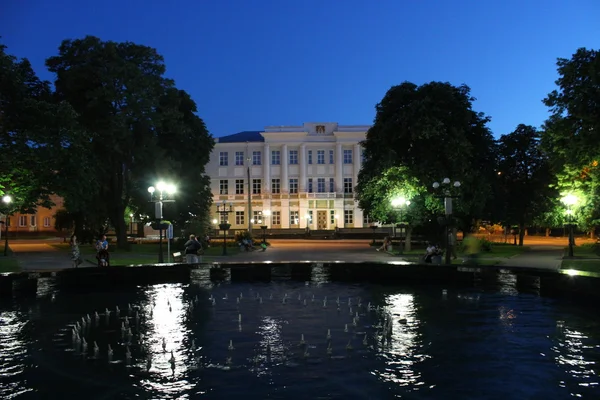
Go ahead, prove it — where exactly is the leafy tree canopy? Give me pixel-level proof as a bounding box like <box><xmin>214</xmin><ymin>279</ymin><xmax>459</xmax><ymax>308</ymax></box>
<box><xmin>542</xmin><ymin>47</ymin><xmax>600</xmax><ymax>233</ymax></box>
<box><xmin>0</xmin><ymin>43</ymin><xmax>80</xmax><ymax>213</ymax></box>
<box><xmin>358</xmin><ymin>81</ymin><xmax>496</xmax><ymax>232</ymax></box>
<box><xmin>46</xmin><ymin>36</ymin><xmax>214</xmax><ymax>247</ymax></box>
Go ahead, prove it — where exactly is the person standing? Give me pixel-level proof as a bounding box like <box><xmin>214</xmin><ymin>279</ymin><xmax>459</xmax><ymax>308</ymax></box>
<box><xmin>70</xmin><ymin>234</ymin><xmax>83</xmax><ymax>268</ymax></box>
<box><xmin>184</xmin><ymin>234</ymin><xmax>202</xmax><ymax>264</ymax></box>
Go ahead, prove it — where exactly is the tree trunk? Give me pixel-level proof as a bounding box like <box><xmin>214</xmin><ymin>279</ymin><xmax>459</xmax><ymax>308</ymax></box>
<box><xmin>136</xmin><ymin>222</ymin><xmax>145</xmax><ymax>237</ymax></box>
<box><xmin>590</xmin><ymin>228</ymin><xmax>596</xmax><ymax>240</ymax></box>
<box><xmin>545</xmin><ymin>227</ymin><xmax>550</xmax><ymax>237</ymax></box>
<box><xmin>518</xmin><ymin>223</ymin><xmax>525</xmax><ymax>246</ymax></box>
<box><xmin>405</xmin><ymin>226</ymin><xmax>413</xmax><ymax>252</ymax></box>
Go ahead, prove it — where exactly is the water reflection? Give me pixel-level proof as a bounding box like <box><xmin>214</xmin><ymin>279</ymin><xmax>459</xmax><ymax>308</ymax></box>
<box><xmin>374</xmin><ymin>293</ymin><xmax>427</xmax><ymax>390</ymax></box>
<box><xmin>554</xmin><ymin>326</ymin><xmax>599</xmax><ymax>391</ymax></box>
<box><xmin>137</xmin><ymin>284</ymin><xmax>196</xmax><ymax>396</ymax></box>
<box><xmin>0</xmin><ymin>311</ymin><xmax>32</xmax><ymax>398</ymax></box>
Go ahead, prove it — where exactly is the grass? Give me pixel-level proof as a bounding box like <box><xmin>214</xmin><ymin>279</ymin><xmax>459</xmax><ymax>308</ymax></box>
<box><xmin>0</xmin><ymin>256</ymin><xmax>20</xmax><ymax>273</ymax></box>
<box><xmin>50</xmin><ymin>242</ymin><xmax>243</xmax><ymax>266</ymax></box>
<box><xmin>384</xmin><ymin>243</ymin><xmax>529</xmax><ymax>262</ymax></box>
<box><xmin>560</xmin><ymin>243</ymin><xmax>600</xmax><ymax>273</ymax></box>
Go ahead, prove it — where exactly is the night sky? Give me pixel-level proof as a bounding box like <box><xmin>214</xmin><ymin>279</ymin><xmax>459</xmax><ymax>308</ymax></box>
<box><xmin>2</xmin><ymin>0</ymin><xmax>598</xmax><ymax>138</ymax></box>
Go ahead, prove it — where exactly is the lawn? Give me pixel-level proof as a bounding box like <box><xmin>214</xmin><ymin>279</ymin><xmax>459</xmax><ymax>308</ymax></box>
<box><xmin>560</xmin><ymin>244</ymin><xmax>600</xmax><ymax>273</ymax></box>
<box><xmin>49</xmin><ymin>242</ymin><xmax>242</xmax><ymax>266</ymax></box>
<box><xmin>0</xmin><ymin>256</ymin><xmax>20</xmax><ymax>273</ymax></box>
<box><xmin>385</xmin><ymin>243</ymin><xmax>528</xmax><ymax>264</ymax></box>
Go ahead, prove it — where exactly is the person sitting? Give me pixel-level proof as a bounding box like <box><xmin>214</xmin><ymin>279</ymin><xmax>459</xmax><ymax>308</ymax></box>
<box><xmin>95</xmin><ymin>235</ymin><xmax>109</xmax><ymax>266</ymax></box>
<box><xmin>423</xmin><ymin>242</ymin><xmax>441</xmax><ymax>263</ymax></box>
<box><xmin>97</xmin><ymin>249</ymin><xmax>110</xmax><ymax>267</ymax></box>
<box><xmin>376</xmin><ymin>236</ymin><xmax>391</xmax><ymax>252</ymax></box>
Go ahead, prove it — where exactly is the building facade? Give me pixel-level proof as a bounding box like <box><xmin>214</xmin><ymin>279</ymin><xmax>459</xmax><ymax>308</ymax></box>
<box><xmin>1</xmin><ymin>194</ymin><xmax>64</xmax><ymax>235</ymax></box>
<box><xmin>207</xmin><ymin>122</ymin><xmax>373</xmax><ymax>232</ymax></box>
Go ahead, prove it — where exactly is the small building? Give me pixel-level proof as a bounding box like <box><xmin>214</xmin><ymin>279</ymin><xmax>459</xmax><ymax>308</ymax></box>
<box><xmin>206</xmin><ymin>122</ymin><xmax>374</xmax><ymax>232</ymax></box>
<box><xmin>1</xmin><ymin>194</ymin><xmax>64</xmax><ymax>236</ymax></box>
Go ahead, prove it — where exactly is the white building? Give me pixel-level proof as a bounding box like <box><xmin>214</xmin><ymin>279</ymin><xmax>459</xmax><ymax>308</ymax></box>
<box><xmin>207</xmin><ymin>122</ymin><xmax>372</xmax><ymax>232</ymax></box>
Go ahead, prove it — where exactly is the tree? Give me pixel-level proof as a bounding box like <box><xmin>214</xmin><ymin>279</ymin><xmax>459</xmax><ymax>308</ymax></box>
<box><xmin>358</xmin><ymin>81</ymin><xmax>496</xmax><ymax>238</ymax></box>
<box><xmin>46</xmin><ymin>36</ymin><xmax>214</xmax><ymax>249</ymax></box>
<box><xmin>496</xmin><ymin>124</ymin><xmax>556</xmax><ymax>245</ymax></box>
<box><xmin>0</xmin><ymin>43</ymin><xmax>82</xmax><ymax>213</ymax></box>
<box><xmin>541</xmin><ymin>48</ymin><xmax>600</xmax><ymax>236</ymax></box>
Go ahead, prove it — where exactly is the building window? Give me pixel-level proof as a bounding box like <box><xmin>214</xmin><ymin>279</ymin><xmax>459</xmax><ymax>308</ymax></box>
<box><xmin>363</xmin><ymin>214</ymin><xmax>373</xmax><ymax>225</ymax></box>
<box><xmin>308</xmin><ymin>178</ymin><xmax>313</xmax><ymax>193</ymax></box>
<box><xmin>307</xmin><ymin>150</ymin><xmax>313</xmax><ymax>164</ymax></box>
<box><xmin>329</xmin><ymin>178</ymin><xmax>335</xmax><ymax>192</ymax></box>
<box><xmin>43</xmin><ymin>217</ymin><xmax>51</xmax><ymax>227</ymax></box>
<box><xmin>290</xmin><ymin>211</ymin><xmax>299</xmax><ymax>225</ymax></box>
<box><xmin>289</xmin><ymin>179</ymin><xmax>298</xmax><ymax>194</ymax></box>
<box><xmin>272</xmin><ymin>211</ymin><xmax>281</xmax><ymax>225</ymax></box>
<box><xmin>329</xmin><ymin>150</ymin><xmax>334</xmax><ymax>164</ymax></box>
<box><xmin>219</xmin><ymin>213</ymin><xmax>227</xmax><ymax>224</ymax></box>
<box><xmin>344</xmin><ymin>210</ymin><xmax>354</xmax><ymax>224</ymax></box>
<box><xmin>252</xmin><ymin>151</ymin><xmax>261</xmax><ymax>165</ymax></box>
<box><xmin>220</xmin><ymin>180</ymin><xmax>229</xmax><ymax>195</ymax></box>
<box><xmin>219</xmin><ymin>151</ymin><xmax>228</xmax><ymax>166</ymax></box>
<box><xmin>252</xmin><ymin>179</ymin><xmax>261</xmax><ymax>195</ymax></box>
<box><xmin>235</xmin><ymin>151</ymin><xmax>244</xmax><ymax>166</ymax></box>
<box><xmin>272</xmin><ymin>179</ymin><xmax>280</xmax><ymax>194</ymax></box>
<box><xmin>235</xmin><ymin>179</ymin><xmax>244</xmax><ymax>194</ymax></box>
<box><xmin>317</xmin><ymin>150</ymin><xmax>325</xmax><ymax>164</ymax></box>
<box><xmin>253</xmin><ymin>210</ymin><xmax>262</xmax><ymax>224</ymax></box>
<box><xmin>361</xmin><ymin>149</ymin><xmax>366</xmax><ymax>164</ymax></box>
<box><xmin>343</xmin><ymin>149</ymin><xmax>353</xmax><ymax>164</ymax></box>
<box><xmin>308</xmin><ymin>210</ymin><xmax>313</xmax><ymax>225</ymax></box>
<box><xmin>289</xmin><ymin>150</ymin><xmax>298</xmax><ymax>164</ymax></box>
<box><xmin>317</xmin><ymin>178</ymin><xmax>325</xmax><ymax>193</ymax></box>
<box><xmin>271</xmin><ymin>150</ymin><xmax>281</xmax><ymax>165</ymax></box>
<box><xmin>235</xmin><ymin>211</ymin><xmax>245</xmax><ymax>225</ymax></box>
<box><xmin>30</xmin><ymin>216</ymin><xmax>36</xmax><ymax>226</ymax></box>
<box><xmin>330</xmin><ymin>210</ymin><xmax>336</xmax><ymax>224</ymax></box>
<box><xmin>19</xmin><ymin>216</ymin><xmax>27</xmax><ymax>227</ymax></box>
<box><xmin>344</xmin><ymin>178</ymin><xmax>353</xmax><ymax>194</ymax></box>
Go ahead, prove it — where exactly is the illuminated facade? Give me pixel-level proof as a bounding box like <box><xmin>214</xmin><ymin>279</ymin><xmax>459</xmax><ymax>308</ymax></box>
<box><xmin>1</xmin><ymin>194</ymin><xmax>64</xmax><ymax>234</ymax></box>
<box><xmin>206</xmin><ymin>122</ymin><xmax>372</xmax><ymax>231</ymax></box>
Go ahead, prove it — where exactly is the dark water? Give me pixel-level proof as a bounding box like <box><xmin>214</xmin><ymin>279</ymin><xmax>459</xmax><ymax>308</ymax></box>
<box><xmin>0</xmin><ymin>272</ymin><xmax>599</xmax><ymax>399</ymax></box>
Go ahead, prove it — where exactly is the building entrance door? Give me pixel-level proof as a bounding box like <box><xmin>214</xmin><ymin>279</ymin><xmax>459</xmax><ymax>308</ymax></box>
<box><xmin>317</xmin><ymin>210</ymin><xmax>327</xmax><ymax>230</ymax></box>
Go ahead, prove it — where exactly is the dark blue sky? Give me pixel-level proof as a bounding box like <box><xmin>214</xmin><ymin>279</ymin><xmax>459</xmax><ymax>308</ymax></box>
<box><xmin>2</xmin><ymin>0</ymin><xmax>598</xmax><ymax>138</ymax></box>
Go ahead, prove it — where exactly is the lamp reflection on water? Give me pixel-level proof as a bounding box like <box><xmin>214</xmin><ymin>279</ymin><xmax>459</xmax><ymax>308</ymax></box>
<box><xmin>138</xmin><ymin>284</ymin><xmax>195</xmax><ymax>395</ymax></box>
<box><xmin>0</xmin><ymin>312</ymin><xmax>32</xmax><ymax>398</ymax></box>
<box><xmin>554</xmin><ymin>326</ymin><xmax>598</xmax><ymax>389</ymax></box>
<box><xmin>374</xmin><ymin>294</ymin><xmax>427</xmax><ymax>388</ymax></box>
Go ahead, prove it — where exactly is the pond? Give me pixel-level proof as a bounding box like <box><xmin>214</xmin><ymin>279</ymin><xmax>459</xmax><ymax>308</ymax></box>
<box><xmin>0</xmin><ymin>267</ymin><xmax>599</xmax><ymax>399</ymax></box>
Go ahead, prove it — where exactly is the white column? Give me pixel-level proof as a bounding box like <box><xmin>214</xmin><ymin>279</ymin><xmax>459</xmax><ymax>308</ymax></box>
<box><xmin>281</xmin><ymin>144</ymin><xmax>288</xmax><ymax>192</ymax></box>
<box><xmin>335</xmin><ymin>143</ymin><xmax>343</xmax><ymax>192</ymax></box>
<box><xmin>263</xmin><ymin>143</ymin><xmax>270</xmax><ymax>193</ymax></box>
<box><xmin>299</xmin><ymin>144</ymin><xmax>307</xmax><ymax>192</ymax></box>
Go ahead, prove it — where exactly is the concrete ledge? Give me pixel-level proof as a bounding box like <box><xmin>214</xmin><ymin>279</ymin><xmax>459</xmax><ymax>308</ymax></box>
<box><xmin>1</xmin><ymin>262</ymin><xmax>599</xmax><ymax>301</ymax></box>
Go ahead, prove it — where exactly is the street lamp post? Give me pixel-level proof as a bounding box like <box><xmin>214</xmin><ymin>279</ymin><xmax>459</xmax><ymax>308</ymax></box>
<box><xmin>148</xmin><ymin>182</ymin><xmax>176</xmax><ymax>263</ymax></box>
<box><xmin>391</xmin><ymin>197</ymin><xmax>411</xmax><ymax>254</ymax></box>
<box><xmin>561</xmin><ymin>194</ymin><xmax>578</xmax><ymax>258</ymax></box>
<box><xmin>129</xmin><ymin>213</ymin><xmax>134</xmax><ymax>236</ymax></box>
<box><xmin>433</xmin><ymin>178</ymin><xmax>461</xmax><ymax>265</ymax></box>
<box><xmin>247</xmin><ymin>156</ymin><xmax>253</xmax><ymax>235</ymax></box>
<box><xmin>217</xmin><ymin>201</ymin><xmax>233</xmax><ymax>255</ymax></box>
<box><xmin>261</xmin><ymin>210</ymin><xmax>271</xmax><ymax>244</ymax></box>
<box><xmin>2</xmin><ymin>195</ymin><xmax>11</xmax><ymax>256</ymax></box>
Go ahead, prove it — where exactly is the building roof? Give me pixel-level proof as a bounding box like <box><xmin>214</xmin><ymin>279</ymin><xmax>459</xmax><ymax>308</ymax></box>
<box><xmin>217</xmin><ymin>131</ymin><xmax>264</xmax><ymax>143</ymax></box>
